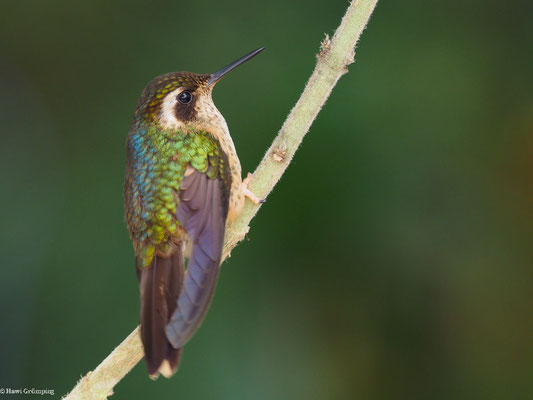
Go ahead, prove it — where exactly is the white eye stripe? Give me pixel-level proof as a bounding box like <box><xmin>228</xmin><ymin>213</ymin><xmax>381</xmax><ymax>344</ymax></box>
<box><xmin>160</xmin><ymin>88</ymin><xmax>185</xmax><ymax>129</ymax></box>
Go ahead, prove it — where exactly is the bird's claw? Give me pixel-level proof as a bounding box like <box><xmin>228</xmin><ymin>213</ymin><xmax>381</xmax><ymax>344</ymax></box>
<box><xmin>243</xmin><ymin>173</ymin><xmax>266</xmax><ymax>204</ymax></box>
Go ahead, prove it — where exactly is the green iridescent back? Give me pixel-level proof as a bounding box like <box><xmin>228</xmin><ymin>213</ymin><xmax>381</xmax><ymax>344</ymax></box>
<box><xmin>124</xmin><ymin>124</ymin><xmax>225</xmax><ymax>266</ymax></box>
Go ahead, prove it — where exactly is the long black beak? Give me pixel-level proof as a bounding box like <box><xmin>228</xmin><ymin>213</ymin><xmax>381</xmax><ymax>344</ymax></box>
<box><xmin>207</xmin><ymin>47</ymin><xmax>265</xmax><ymax>88</ymax></box>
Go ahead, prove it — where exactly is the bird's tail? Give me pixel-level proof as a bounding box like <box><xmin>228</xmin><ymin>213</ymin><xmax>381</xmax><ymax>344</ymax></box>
<box><xmin>138</xmin><ymin>248</ymin><xmax>184</xmax><ymax>378</ymax></box>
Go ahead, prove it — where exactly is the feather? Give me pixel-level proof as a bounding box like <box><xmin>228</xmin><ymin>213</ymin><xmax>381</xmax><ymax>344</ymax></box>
<box><xmin>166</xmin><ymin>170</ymin><xmax>228</xmax><ymax>348</ymax></box>
<box><xmin>139</xmin><ymin>248</ymin><xmax>184</xmax><ymax>378</ymax></box>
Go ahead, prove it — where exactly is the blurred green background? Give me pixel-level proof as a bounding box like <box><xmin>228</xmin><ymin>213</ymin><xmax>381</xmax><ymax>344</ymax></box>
<box><xmin>1</xmin><ymin>0</ymin><xmax>532</xmax><ymax>398</ymax></box>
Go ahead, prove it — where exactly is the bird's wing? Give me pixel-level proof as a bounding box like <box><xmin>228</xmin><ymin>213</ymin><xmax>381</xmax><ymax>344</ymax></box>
<box><xmin>166</xmin><ymin>152</ymin><xmax>230</xmax><ymax>348</ymax></box>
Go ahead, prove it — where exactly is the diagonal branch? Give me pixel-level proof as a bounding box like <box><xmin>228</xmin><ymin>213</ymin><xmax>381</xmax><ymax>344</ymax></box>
<box><xmin>63</xmin><ymin>0</ymin><xmax>378</xmax><ymax>398</ymax></box>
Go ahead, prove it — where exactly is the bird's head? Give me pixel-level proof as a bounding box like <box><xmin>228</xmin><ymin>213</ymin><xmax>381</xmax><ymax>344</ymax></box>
<box><xmin>133</xmin><ymin>47</ymin><xmax>264</xmax><ymax>132</ymax></box>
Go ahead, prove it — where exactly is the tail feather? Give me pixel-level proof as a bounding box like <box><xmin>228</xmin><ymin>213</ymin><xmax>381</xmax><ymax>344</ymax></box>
<box><xmin>139</xmin><ymin>248</ymin><xmax>184</xmax><ymax>378</ymax></box>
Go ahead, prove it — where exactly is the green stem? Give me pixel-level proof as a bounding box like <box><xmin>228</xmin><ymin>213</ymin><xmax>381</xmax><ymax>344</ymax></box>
<box><xmin>224</xmin><ymin>0</ymin><xmax>379</xmax><ymax>251</ymax></box>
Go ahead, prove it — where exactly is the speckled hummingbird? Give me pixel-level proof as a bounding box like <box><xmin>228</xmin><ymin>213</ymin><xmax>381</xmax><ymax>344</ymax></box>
<box><xmin>123</xmin><ymin>48</ymin><xmax>264</xmax><ymax>378</ymax></box>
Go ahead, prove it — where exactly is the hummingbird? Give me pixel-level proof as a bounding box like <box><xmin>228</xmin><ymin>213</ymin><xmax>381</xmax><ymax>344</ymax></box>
<box><xmin>123</xmin><ymin>47</ymin><xmax>264</xmax><ymax>378</ymax></box>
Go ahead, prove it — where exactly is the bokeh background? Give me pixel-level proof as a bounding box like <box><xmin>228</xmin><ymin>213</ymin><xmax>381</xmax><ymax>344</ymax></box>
<box><xmin>1</xmin><ymin>0</ymin><xmax>532</xmax><ymax>398</ymax></box>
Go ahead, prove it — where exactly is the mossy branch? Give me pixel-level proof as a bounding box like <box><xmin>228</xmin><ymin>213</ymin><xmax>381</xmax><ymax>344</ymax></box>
<box><xmin>63</xmin><ymin>0</ymin><xmax>378</xmax><ymax>398</ymax></box>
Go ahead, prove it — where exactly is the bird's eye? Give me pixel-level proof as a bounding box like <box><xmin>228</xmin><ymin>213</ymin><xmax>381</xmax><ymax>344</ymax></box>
<box><xmin>177</xmin><ymin>91</ymin><xmax>192</xmax><ymax>104</ymax></box>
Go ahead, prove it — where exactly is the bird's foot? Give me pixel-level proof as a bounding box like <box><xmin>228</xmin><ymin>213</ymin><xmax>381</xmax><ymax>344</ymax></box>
<box><xmin>243</xmin><ymin>173</ymin><xmax>266</xmax><ymax>204</ymax></box>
